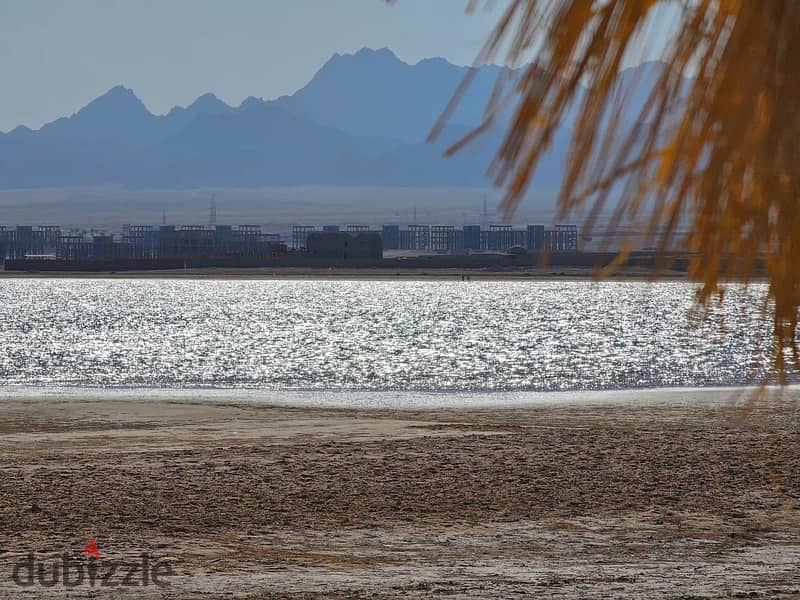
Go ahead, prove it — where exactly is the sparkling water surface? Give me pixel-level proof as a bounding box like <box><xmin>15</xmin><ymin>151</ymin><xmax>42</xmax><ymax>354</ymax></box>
<box><xmin>0</xmin><ymin>279</ymin><xmax>778</xmax><ymax>392</ymax></box>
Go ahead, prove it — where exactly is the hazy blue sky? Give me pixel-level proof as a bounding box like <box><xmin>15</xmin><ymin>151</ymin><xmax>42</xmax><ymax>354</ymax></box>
<box><xmin>0</xmin><ymin>1</ymin><xmax>675</xmax><ymax>132</ymax></box>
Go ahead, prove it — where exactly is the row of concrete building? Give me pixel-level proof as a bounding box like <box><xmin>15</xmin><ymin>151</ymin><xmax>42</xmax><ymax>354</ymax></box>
<box><xmin>0</xmin><ymin>222</ymin><xmax>578</xmax><ymax>263</ymax></box>
<box><xmin>293</xmin><ymin>224</ymin><xmax>579</xmax><ymax>254</ymax></box>
<box><xmin>0</xmin><ymin>224</ymin><xmax>288</xmax><ymax>261</ymax></box>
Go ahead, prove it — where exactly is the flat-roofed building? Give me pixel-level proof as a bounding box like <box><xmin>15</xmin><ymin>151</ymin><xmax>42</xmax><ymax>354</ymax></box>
<box><xmin>381</xmin><ymin>225</ymin><xmax>400</xmax><ymax>250</ymax></box>
<box><xmin>487</xmin><ymin>225</ymin><xmax>514</xmax><ymax>251</ymax></box>
<box><xmin>526</xmin><ymin>225</ymin><xmax>545</xmax><ymax>251</ymax></box>
<box><xmin>463</xmin><ymin>225</ymin><xmax>481</xmax><ymax>251</ymax></box>
<box><xmin>306</xmin><ymin>231</ymin><xmax>382</xmax><ymax>260</ymax></box>
<box><xmin>431</xmin><ymin>225</ymin><xmax>460</xmax><ymax>253</ymax></box>
<box><xmin>291</xmin><ymin>225</ymin><xmax>315</xmax><ymax>249</ymax></box>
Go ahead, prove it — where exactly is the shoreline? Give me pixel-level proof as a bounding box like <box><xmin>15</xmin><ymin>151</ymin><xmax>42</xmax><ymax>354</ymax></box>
<box><xmin>0</xmin><ymin>384</ymin><xmax>786</xmax><ymax>410</ymax></box>
<box><xmin>0</xmin><ymin>266</ymin><xmax>690</xmax><ymax>280</ymax></box>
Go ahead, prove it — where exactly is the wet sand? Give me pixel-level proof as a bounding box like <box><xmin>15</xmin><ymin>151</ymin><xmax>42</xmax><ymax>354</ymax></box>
<box><xmin>0</xmin><ymin>393</ymin><xmax>798</xmax><ymax>598</ymax></box>
<box><xmin>0</xmin><ymin>265</ymin><xmax>686</xmax><ymax>280</ymax></box>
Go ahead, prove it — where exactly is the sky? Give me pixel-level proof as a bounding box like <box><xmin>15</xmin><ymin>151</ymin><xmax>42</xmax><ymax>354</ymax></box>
<box><xmin>0</xmin><ymin>0</ymin><xmax>677</xmax><ymax>132</ymax></box>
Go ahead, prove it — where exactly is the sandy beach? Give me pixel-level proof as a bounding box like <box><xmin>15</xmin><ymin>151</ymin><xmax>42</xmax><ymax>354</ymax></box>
<box><xmin>0</xmin><ymin>391</ymin><xmax>797</xmax><ymax>598</ymax></box>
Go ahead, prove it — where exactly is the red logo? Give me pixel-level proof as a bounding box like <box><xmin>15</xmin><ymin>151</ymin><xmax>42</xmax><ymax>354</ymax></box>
<box><xmin>84</xmin><ymin>538</ymin><xmax>100</xmax><ymax>559</ymax></box>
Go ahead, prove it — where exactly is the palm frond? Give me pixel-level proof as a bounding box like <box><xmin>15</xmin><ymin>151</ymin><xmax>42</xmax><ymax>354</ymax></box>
<box><xmin>440</xmin><ymin>0</ymin><xmax>800</xmax><ymax>372</ymax></box>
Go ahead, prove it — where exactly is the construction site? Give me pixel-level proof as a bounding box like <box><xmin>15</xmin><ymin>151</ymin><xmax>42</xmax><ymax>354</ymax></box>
<box><xmin>0</xmin><ymin>222</ymin><xmax>596</xmax><ymax>272</ymax></box>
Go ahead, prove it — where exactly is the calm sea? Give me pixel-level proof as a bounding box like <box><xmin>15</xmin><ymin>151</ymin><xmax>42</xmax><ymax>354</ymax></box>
<box><xmin>0</xmin><ymin>279</ymin><xmax>780</xmax><ymax>398</ymax></box>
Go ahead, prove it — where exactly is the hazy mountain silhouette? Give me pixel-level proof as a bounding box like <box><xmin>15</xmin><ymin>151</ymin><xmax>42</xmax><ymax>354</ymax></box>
<box><xmin>271</xmin><ymin>47</ymin><xmax>510</xmax><ymax>143</ymax></box>
<box><xmin>161</xmin><ymin>92</ymin><xmax>234</xmax><ymax>134</ymax></box>
<box><xmin>0</xmin><ymin>86</ymin><xmax>161</xmax><ymax>186</ymax></box>
<box><xmin>0</xmin><ymin>48</ymin><xmax>674</xmax><ymax>189</ymax></box>
<box><xmin>142</xmin><ymin>102</ymin><xmax>392</xmax><ymax>187</ymax></box>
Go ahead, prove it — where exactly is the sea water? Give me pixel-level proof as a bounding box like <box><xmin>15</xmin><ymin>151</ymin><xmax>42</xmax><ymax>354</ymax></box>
<box><xmin>0</xmin><ymin>279</ymin><xmax>780</xmax><ymax>399</ymax></box>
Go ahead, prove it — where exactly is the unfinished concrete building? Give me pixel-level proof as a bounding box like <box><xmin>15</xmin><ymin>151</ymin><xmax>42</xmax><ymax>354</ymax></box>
<box><xmin>306</xmin><ymin>231</ymin><xmax>383</xmax><ymax>260</ymax></box>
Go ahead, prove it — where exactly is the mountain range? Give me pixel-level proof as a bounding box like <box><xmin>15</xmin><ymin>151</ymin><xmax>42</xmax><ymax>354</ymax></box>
<box><xmin>0</xmin><ymin>48</ymin><xmax>668</xmax><ymax>190</ymax></box>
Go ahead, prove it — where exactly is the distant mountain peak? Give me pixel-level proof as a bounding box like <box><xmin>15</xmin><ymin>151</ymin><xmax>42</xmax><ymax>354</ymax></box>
<box><xmin>414</xmin><ymin>56</ymin><xmax>454</xmax><ymax>67</ymax></box>
<box><xmin>239</xmin><ymin>96</ymin><xmax>265</xmax><ymax>111</ymax></box>
<box><xmin>320</xmin><ymin>46</ymin><xmax>404</xmax><ymax>70</ymax></box>
<box><xmin>105</xmin><ymin>84</ymin><xmax>136</xmax><ymax>96</ymax></box>
<box><xmin>354</xmin><ymin>46</ymin><xmax>398</xmax><ymax>60</ymax></box>
<box><xmin>94</xmin><ymin>85</ymin><xmax>140</xmax><ymax>102</ymax></box>
<box><xmin>77</xmin><ymin>85</ymin><xmax>151</xmax><ymax>119</ymax></box>
<box><xmin>1</xmin><ymin>124</ymin><xmax>32</xmax><ymax>138</ymax></box>
<box><xmin>191</xmin><ymin>92</ymin><xmax>220</xmax><ymax>103</ymax></box>
<box><xmin>164</xmin><ymin>92</ymin><xmax>233</xmax><ymax>125</ymax></box>
<box><xmin>186</xmin><ymin>92</ymin><xmax>230</xmax><ymax>113</ymax></box>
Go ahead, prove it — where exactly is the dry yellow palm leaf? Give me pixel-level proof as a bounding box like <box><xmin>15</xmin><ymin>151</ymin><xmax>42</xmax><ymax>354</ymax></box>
<box><xmin>431</xmin><ymin>0</ymin><xmax>800</xmax><ymax>377</ymax></box>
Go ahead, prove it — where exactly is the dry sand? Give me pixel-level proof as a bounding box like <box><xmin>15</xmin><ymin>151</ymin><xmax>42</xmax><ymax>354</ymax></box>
<box><xmin>0</xmin><ymin>393</ymin><xmax>798</xmax><ymax>598</ymax></box>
